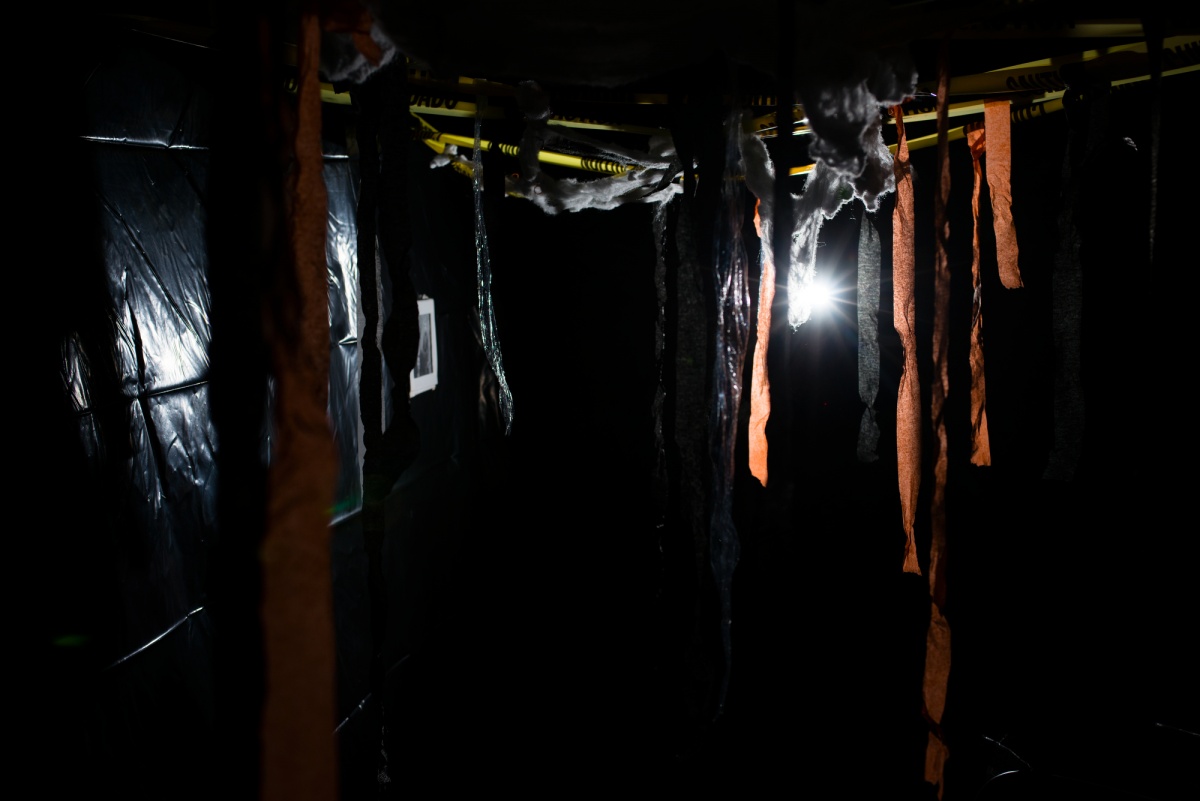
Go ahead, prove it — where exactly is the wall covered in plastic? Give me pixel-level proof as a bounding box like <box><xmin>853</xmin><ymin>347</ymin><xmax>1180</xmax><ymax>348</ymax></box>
<box><xmin>25</xmin><ymin>25</ymin><xmax>367</xmax><ymax>798</ymax></box>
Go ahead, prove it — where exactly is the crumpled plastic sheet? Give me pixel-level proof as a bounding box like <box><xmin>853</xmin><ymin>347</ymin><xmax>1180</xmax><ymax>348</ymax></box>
<box><xmin>70</xmin><ymin>142</ymin><xmax>216</xmax><ymax>660</ymax></box>
<box><xmin>70</xmin><ymin>49</ymin><xmax>368</xmax><ymax>668</ymax></box>
<box><xmin>324</xmin><ymin>157</ymin><xmax>365</xmax><ymax>520</ymax></box>
<box><xmin>472</xmin><ymin>100</ymin><xmax>514</xmax><ymax>434</ymax></box>
<box><xmin>83</xmin><ymin>46</ymin><xmax>211</xmax><ymax>150</ymax></box>
<box><xmin>706</xmin><ymin>108</ymin><xmax>753</xmax><ymax>717</ymax></box>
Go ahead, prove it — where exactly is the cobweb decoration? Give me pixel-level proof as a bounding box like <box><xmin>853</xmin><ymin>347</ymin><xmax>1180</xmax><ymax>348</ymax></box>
<box><xmin>505</xmin><ymin>81</ymin><xmax>682</xmax><ymax>214</ymax></box>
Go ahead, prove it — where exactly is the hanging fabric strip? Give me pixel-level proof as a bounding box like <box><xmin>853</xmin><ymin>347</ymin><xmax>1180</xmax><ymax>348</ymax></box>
<box><xmin>923</xmin><ymin>603</ymin><xmax>952</xmax><ymax>796</ymax></box>
<box><xmin>890</xmin><ymin>105</ymin><xmax>921</xmax><ymax>576</ymax></box>
<box><xmin>966</xmin><ymin>125</ymin><xmax>992</xmax><ymax>467</ymax></box>
<box><xmin>1043</xmin><ymin>89</ymin><xmax>1103</xmax><ymax>482</ymax></box>
<box><xmin>375</xmin><ymin>60</ymin><xmax>421</xmax><ymax>480</ymax></box>
<box><xmin>668</xmin><ymin>103</ymin><xmax>715</xmax><ymax>726</ymax></box>
<box><xmin>856</xmin><ymin>204</ymin><xmax>881</xmax><ymax>463</ymax></box>
<box><xmin>739</xmin><ymin>118</ymin><xmax>777</xmax><ymax>487</ymax></box>
<box><xmin>707</xmin><ymin>107</ymin><xmax>751</xmax><ymax>719</ymax></box>
<box><xmin>923</xmin><ymin>39</ymin><xmax>953</xmax><ymax>800</ymax></box>
<box><xmin>261</xmin><ymin>6</ymin><xmax>338</xmax><ymax>800</ymax></box>
<box><xmin>984</xmin><ymin>100</ymin><xmax>1022</xmax><ymax>289</ymax></box>
<box><xmin>652</xmin><ymin>202</ymin><xmax>670</xmax><ymax>518</ymax></box>
<box><xmin>1144</xmin><ymin>15</ymin><xmax>1163</xmax><ymax>266</ymax></box>
<box><xmin>473</xmin><ymin>98</ymin><xmax>514</xmax><ymax>434</ymax></box>
<box><xmin>748</xmin><ymin>199</ymin><xmax>774</xmax><ymax>485</ymax></box>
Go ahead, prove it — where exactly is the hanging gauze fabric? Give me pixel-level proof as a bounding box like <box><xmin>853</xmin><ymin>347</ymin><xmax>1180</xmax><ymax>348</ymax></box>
<box><xmin>856</xmin><ymin>204</ymin><xmax>881</xmax><ymax>463</ymax></box>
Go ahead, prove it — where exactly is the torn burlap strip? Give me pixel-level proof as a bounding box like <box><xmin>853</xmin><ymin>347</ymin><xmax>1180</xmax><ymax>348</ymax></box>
<box><xmin>966</xmin><ymin>124</ymin><xmax>992</xmax><ymax>467</ymax></box>
<box><xmin>985</xmin><ymin>100</ymin><xmax>1022</xmax><ymax>289</ymax></box>
<box><xmin>261</xmin><ymin>7</ymin><xmax>339</xmax><ymax>800</ymax></box>
<box><xmin>890</xmin><ymin>106</ymin><xmax>921</xmax><ymax>576</ymax></box>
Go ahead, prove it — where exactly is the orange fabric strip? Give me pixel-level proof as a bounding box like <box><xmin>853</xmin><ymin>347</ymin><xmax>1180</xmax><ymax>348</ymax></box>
<box><xmin>890</xmin><ymin>106</ymin><xmax>921</xmax><ymax>576</ymax></box>
<box><xmin>748</xmin><ymin>200</ymin><xmax>773</xmax><ymax>486</ymax></box>
<box><xmin>924</xmin><ymin>44</ymin><xmax>953</xmax><ymax>799</ymax></box>
<box><xmin>923</xmin><ymin>602</ymin><xmax>952</xmax><ymax>728</ymax></box>
<box><xmin>924</xmin><ymin>727</ymin><xmax>949</xmax><ymax>797</ymax></box>
<box><xmin>261</xmin><ymin>8</ymin><xmax>339</xmax><ymax>801</ymax></box>
<box><xmin>985</xmin><ymin>100</ymin><xmax>1022</xmax><ymax>289</ymax></box>
<box><xmin>967</xmin><ymin>126</ymin><xmax>992</xmax><ymax>466</ymax></box>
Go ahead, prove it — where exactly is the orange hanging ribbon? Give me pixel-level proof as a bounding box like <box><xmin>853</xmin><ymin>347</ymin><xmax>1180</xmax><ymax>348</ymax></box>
<box><xmin>985</xmin><ymin>100</ymin><xmax>1022</xmax><ymax>289</ymax></box>
<box><xmin>748</xmin><ymin>200</ymin><xmax>774</xmax><ymax>486</ymax></box>
<box><xmin>891</xmin><ymin>106</ymin><xmax>921</xmax><ymax>576</ymax></box>
<box><xmin>967</xmin><ymin>125</ymin><xmax>992</xmax><ymax>466</ymax></box>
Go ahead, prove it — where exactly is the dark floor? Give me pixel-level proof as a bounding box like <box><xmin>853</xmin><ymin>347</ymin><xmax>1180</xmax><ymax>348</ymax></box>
<box><xmin>328</xmin><ymin>422</ymin><xmax>1198</xmax><ymax>799</ymax></box>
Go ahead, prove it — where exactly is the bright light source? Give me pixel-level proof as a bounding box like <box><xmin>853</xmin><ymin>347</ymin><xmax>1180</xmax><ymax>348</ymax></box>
<box><xmin>807</xmin><ymin>275</ymin><xmax>836</xmax><ymax>311</ymax></box>
<box><xmin>789</xmin><ymin>273</ymin><xmax>836</xmax><ymax>326</ymax></box>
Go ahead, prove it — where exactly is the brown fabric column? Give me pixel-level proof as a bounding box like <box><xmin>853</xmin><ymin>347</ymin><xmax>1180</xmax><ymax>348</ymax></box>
<box><xmin>984</xmin><ymin>100</ymin><xmax>1022</xmax><ymax>289</ymax></box>
<box><xmin>260</xmin><ymin>7</ymin><xmax>339</xmax><ymax>800</ymax></box>
<box><xmin>923</xmin><ymin>42</ymin><xmax>953</xmax><ymax>798</ymax></box>
<box><xmin>966</xmin><ymin>125</ymin><xmax>992</xmax><ymax>466</ymax></box>
<box><xmin>748</xmin><ymin>200</ymin><xmax>773</xmax><ymax>486</ymax></box>
<box><xmin>890</xmin><ymin>105</ymin><xmax>921</xmax><ymax>576</ymax></box>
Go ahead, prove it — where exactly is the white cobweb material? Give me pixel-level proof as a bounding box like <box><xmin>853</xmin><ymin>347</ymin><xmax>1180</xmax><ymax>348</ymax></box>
<box><xmin>344</xmin><ymin>2</ymin><xmax>916</xmax><ymax>328</ymax></box>
<box><xmin>742</xmin><ymin>48</ymin><xmax>915</xmax><ymax>328</ymax></box>
<box><xmin>504</xmin><ymin>81</ymin><xmax>682</xmax><ymax>215</ymax></box>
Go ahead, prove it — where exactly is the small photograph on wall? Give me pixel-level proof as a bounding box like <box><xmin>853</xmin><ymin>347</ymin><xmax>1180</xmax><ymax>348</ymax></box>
<box><xmin>410</xmin><ymin>296</ymin><xmax>438</xmax><ymax>396</ymax></box>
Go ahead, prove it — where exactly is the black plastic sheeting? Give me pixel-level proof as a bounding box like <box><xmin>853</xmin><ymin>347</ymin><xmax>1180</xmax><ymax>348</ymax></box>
<box><xmin>28</xmin><ymin>24</ymin><xmax>492</xmax><ymax>800</ymax></box>
<box><xmin>26</xmin><ymin>28</ymin><xmax>367</xmax><ymax>798</ymax></box>
<box><xmin>76</xmin><ymin>42</ymin><xmax>366</xmax><ymax>601</ymax></box>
